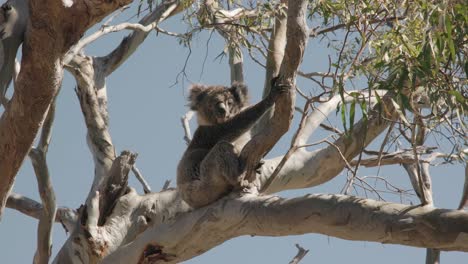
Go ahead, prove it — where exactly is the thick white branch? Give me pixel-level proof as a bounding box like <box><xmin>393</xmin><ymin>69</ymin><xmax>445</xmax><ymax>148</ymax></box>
<box><xmin>297</xmin><ymin>90</ymin><xmax>387</xmax><ymax>146</ymax></box>
<box><xmin>102</xmin><ymin>193</ymin><xmax>468</xmax><ymax>263</ymax></box>
<box><xmin>256</xmin><ymin>90</ymin><xmax>397</xmax><ymax>193</ymax></box>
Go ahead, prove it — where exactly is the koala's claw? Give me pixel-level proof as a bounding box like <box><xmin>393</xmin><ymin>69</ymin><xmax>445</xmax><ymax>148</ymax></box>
<box><xmin>270</xmin><ymin>75</ymin><xmax>289</xmax><ymax>94</ymax></box>
<box><xmin>255</xmin><ymin>159</ymin><xmax>265</xmax><ymax>174</ymax></box>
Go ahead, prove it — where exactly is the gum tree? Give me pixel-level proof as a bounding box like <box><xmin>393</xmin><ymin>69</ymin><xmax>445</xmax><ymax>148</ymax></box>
<box><xmin>0</xmin><ymin>0</ymin><xmax>466</xmax><ymax>263</ymax></box>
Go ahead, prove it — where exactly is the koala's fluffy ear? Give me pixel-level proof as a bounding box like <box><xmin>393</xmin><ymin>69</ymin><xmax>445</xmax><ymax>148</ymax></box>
<box><xmin>230</xmin><ymin>82</ymin><xmax>249</xmax><ymax>106</ymax></box>
<box><xmin>188</xmin><ymin>84</ymin><xmax>206</xmax><ymax>110</ymax></box>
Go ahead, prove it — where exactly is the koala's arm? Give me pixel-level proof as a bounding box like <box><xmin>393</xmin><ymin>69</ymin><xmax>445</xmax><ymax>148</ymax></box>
<box><xmin>215</xmin><ymin>77</ymin><xmax>286</xmax><ymax>141</ymax></box>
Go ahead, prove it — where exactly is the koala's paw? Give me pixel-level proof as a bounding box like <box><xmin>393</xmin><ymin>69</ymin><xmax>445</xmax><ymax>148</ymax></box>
<box><xmin>269</xmin><ymin>75</ymin><xmax>289</xmax><ymax>100</ymax></box>
<box><xmin>255</xmin><ymin>159</ymin><xmax>265</xmax><ymax>174</ymax></box>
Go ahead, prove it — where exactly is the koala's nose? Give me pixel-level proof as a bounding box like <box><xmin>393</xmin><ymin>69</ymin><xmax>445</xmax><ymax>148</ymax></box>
<box><xmin>217</xmin><ymin>103</ymin><xmax>227</xmax><ymax>116</ymax></box>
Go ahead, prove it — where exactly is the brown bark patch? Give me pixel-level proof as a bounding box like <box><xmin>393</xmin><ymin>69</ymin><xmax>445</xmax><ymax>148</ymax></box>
<box><xmin>138</xmin><ymin>243</ymin><xmax>174</xmax><ymax>263</ymax></box>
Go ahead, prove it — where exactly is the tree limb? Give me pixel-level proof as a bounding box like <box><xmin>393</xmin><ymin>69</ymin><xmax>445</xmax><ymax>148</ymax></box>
<box><xmin>0</xmin><ymin>0</ymin><xmax>133</xmax><ymax>218</ymax></box>
<box><xmin>29</xmin><ymin>100</ymin><xmax>57</xmax><ymax>264</ymax></box>
<box><xmin>98</xmin><ymin>0</ymin><xmax>191</xmax><ymax>76</ymax></box>
<box><xmin>240</xmin><ymin>0</ymin><xmax>309</xmax><ymax>182</ymax></box>
<box><xmin>288</xmin><ymin>244</ymin><xmax>309</xmax><ymax>264</ymax></box>
<box><xmin>102</xmin><ymin>193</ymin><xmax>468</xmax><ymax>263</ymax></box>
<box><xmin>6</xmin><ymin>193</ymin><xmax>77</xmax><ymax>233</ymax></box>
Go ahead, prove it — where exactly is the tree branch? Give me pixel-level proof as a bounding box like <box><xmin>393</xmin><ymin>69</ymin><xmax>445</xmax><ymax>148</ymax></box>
<box><xmin>98</xmin><ymin>0</ymin><xmax>191</xmax><ymax>76</ymax></box>
<box><xmin>29</xmin><ymin>100</ymin><xmax>57</xmax><ymax>264</ymax></box>
<box><xmin>253</xmin><ymin>0</ymin><xmax>287</xmax><ymax>134</ymax></box>
<box><xmin>240</xmin><ymin>0</ymin><xmax>309</xmax><ymax>182</ymax></box>
<box><xmin>6</xmin><ymin>193</ymin><xmax>77</xmax><ymax>233</ymax></box>
<box><xmin>0</xmin><ymin>0</ymin><xmax>133</xmax><ymax>218</ymax></box>
<box><xmin>256</xmin><ymin>90</ymin><xmax>393</xmax><ymax>193</ymax></box>
<box><xmin>102</xmin><ymin>193</ymin><xmax>468</xmax><ymax>263</ymax></box>
<box><xmin>288</xmin><ymin>244</ymin><xmax>309</xmax><ymax>264</ymax></box>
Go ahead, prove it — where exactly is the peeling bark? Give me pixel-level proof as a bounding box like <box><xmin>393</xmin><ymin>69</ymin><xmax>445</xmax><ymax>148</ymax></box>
<box><xmin>0</xmin><ymin>0</ymin><xmax>133</xmax><ymax>218</ymax></box>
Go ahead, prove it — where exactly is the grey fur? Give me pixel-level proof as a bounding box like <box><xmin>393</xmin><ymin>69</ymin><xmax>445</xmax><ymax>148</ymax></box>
<box><xmin>0</xmin><ymin>0</ymin><xmax>28</xmax><ymax>107</ymax></box>
<box><xmin>177</xmin><ymin>79</ymin><xmax>285</xmax><ymax>208</ymax></box>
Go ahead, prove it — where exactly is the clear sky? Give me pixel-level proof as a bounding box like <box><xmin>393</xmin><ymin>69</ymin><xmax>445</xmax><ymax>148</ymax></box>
<box><xmin>0</xmin><ymin>3</ymin><xmax>466</xmax><ymax>263</ymax></box>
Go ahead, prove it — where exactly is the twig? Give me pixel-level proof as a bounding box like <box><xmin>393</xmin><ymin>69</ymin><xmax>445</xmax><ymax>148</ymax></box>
<box><xmin>309</xmin><ymin>16</ymin><xmax>405</xmax><ymax>37</ymax></box>
<box><xmin>288</xmin><ymin>244</ymin><xmax>309</xmax><ymax>264</ymax></box>
<box><xmin>132</xmin><ymin>165</ymin><xmax>152</xmax><ymax>194</ymax></box>
<box><xmin>162</xmin><ymin>180</ymin><xmax>171</xmax><ymax>191</ymax></box>
<box><xmin>181</xmin><ymin>111</ymin><xmax>194</xmax><ymax>145</ymax></box>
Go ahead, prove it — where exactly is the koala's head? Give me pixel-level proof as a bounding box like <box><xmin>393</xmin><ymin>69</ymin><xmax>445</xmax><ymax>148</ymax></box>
<box><xmin>188</xmin><ymin>82</ymin><xmax>249</xmax><ymax>125</ymax></box>
<box><xmin>0</xmin><ymin>0</ymin><xmax>27</xmax><ymax>40</ymax></box>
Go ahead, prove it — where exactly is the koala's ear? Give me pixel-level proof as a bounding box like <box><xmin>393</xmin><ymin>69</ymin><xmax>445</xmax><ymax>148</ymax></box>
<box><xmin>188</xmin><ymin>84</ymin><xmax>206</xmax><ymax>110</ymax></box>
<box><xmin>230</xmin><ymin>82</ymin><xmax>249</xmax><ymax>105</ymax></box>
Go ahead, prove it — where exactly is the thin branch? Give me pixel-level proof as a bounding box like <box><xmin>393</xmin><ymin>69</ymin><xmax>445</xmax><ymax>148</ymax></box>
<box><xmin>29</xmin><ymin>100</ymin><xmax>57</xmax><ymax>264</ymax></box>
<box><xmin>64</xmin><ymin>21</ymin><xmax>163</xmax><ymax>64</ymax></box>
<box><xmin>6</xmin><ymin>193</ymin><xmax>77</xmax><ymax>233</ymax></box>
<box><xmin>99</xmin><ymin>0</ymin><xmax>189</xmax><ymax>76</ymax></box>
<box><xmin>132</xmin><ymin>165</ymin><xmax>152</xmax><ymax>194</ymax></box>
<box><xmin>162</xmin><ymin>180</ymin><xmax>172</xmax><ymax>191</ymax></box>
<box><xmin>309</xmin><ymin>16</ymin><xmax>405</xmax><ymax>37</ymax></box>
<box><xmin>181</xmin><ymin>110</ymin><xmax>194</xmax><ymax>145</ymax></box>
<box><xmin>288</xmin><ymin>244</ymin><xmax>309</xmax><ymax>264</ymax></box>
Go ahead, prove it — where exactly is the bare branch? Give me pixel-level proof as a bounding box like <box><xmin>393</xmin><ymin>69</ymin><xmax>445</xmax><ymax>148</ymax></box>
<box><xmin>257</xmin><ymin>90</ymin><xmax>398</xmax><ymax>193</ymax></box>
<box><xmin>6</xmin><ymin>193</ymin><xmax>77</xmax><ymax>233</ymax></box>
<box><xmin>309</xmin><ymin>16</ymin><xmax>405</xmax><ymax>37</ymax></box>
<box><xmin>99</xmin><ymin>0</ymin><xmax>191</xmax><ymax>76</ymax></box>
<box><xmin>296</xmin><ymin>90</ymin><xmax>387</xmax><ymax>146</ymax></box>
<box><xmin>253</xmin><ymin>0</ymin><xmax>287</xmax><ymax>134</ymax></box>
<box><xmin>181</xmin><ymin>110</ymin><xmax>194</xmax><ymax>145</ymax></box>
<box><xmin>240</xmin><ymin>0</ymin><xmax>309</xmax><ymax>182</ymax></box>
<box><xmin>132</xmin><ymin>165</ymin><xmax>152</xmax><ymax>194</ymax></box>
<box><xmin>162</xmin><ymin>180</ymin><xmax>172</xmax><ymax>191</ymax></box>
<box><xmin>29</xmin><ymin>100</ymin><xmax>57</xmax><ymax>264</ymax></box>
<box><xmin>288</xmin><ymin>244</ymin><xmax>309</xmax><ymax>264</ymax></box>
<box><xmin>69</xmin><ymin>54</ymin><xmax>116</xmax><ymax>199</ymax></box>
<box><xmin>102</xmin><ymin>193</ymin><xmax>468</xmax><ymax>263</ymax></box>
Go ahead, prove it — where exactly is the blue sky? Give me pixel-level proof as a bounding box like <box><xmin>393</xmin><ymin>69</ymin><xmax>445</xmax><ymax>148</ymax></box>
<box><xmin>0</xmin><ymin>4</ymin><xmax>466</xmax><ymax>263</ymax></box>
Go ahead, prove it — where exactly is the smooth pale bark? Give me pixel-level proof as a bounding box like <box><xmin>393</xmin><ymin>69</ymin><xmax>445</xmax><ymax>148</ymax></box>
<box><xmin>239</xmin><ymin>0</ymin><xmax>308</xmax><ymax>182</ymax></box>
<box><xmin>4</xmin><ymin>0</ymin><xmax>466</xmax><ymax>263</ymax></box>
<box><xmin>253</xmin><ymin>0</ymin><xmax>287</xmax><ymax>135</ymax></box>
<box><xmin>99</xmin><ymin>0</ymin><xmax>190</xmax><ymax>76</ymax></box>
<box><xmin>6</xmin><ymin>193</ymin><xmax>77</xmax><ymax>232</ymax></box>
<box><xmin>257</xmin><ymin>91</ymin><xmax>398</xmax><ymax>194</ymax></box>
<box><xmin>101</xmin><ymin>192</ymin><xmax>468</xmax><ymax>263</ymax></box>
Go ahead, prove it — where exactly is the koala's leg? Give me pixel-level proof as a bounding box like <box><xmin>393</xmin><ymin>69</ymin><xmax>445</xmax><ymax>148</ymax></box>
<box><xmin>201</xmin><ymin>141</ymin><xmax>241</xmax><ymax>185</ymax></box>
<box><xmin>182</xmin><ymin>141</ymin><xmax>240</xmax><ymax>208</ymax></box>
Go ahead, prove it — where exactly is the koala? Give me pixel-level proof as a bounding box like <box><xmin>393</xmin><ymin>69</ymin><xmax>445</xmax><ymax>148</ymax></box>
<box><xmin>177</xmin><ymin>78</ymin><xmax>285</xmax><ymax>208</ymax></box>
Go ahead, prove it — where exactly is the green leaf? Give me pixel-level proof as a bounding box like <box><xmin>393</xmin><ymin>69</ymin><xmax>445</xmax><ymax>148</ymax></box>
<box><xmin>359</xmin><ymin>99</ymin><xmax>368</xmax><ymax>123</ymax></box>
<box><xmin>448</xmin><ymin>91</ymin><xmax>466</xmax><ymax>104</ymax></box>
<box><xmin>390</xmin><ymin>98</ymin><xmax>411</xmax><ymax>127</ymax></box>
<box><xmin>349</xmin><ymin>98</ymin><xmax>356</xmax><ymax>132</ymax></box>
<box><xmin>341</xmin><ymin>104</ymin><xmax>348</xmax><ymax>135</ymax></box>
<box><xmin>445</xmin><ymin>15</ymin><xmax>456</xmax><ymax>61</ymax></box>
